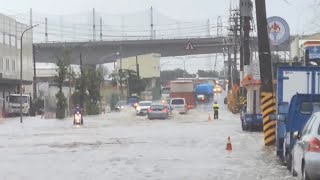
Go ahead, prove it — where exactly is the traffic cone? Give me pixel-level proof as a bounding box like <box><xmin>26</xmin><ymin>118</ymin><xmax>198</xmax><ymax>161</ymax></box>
<box><xmin>208</xmin><ymin>113</ymin><xmax>212</xmax><ymax>122</ymax></box>
<box><xmin>226</xmin><ymin>136</ymin><xmax>232</xmax><ymax>151</ymax></box>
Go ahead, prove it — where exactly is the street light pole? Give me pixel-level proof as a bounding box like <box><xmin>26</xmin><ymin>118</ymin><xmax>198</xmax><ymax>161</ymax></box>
<box><xmin>20</xmin><ymin>24</ymin><xmax>38</xmax><ymax>124</ymax></box>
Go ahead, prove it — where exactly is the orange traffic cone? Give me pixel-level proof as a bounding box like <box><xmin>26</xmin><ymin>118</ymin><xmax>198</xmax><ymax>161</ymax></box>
<box><xmin>208</xmin><ymin>113</ymin><xmax>212</xmax><ymax>122</ymax></box>
<box><xmin>226</xmin><ymin>136</ymin><xmax>232</xmax><ymax>151</ymax></box>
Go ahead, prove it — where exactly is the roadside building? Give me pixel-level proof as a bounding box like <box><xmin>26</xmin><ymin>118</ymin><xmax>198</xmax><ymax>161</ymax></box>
<box><xmin>0</xmin><ymin>13</ymin><xmax>33</xmax><ymax>116</ymax></box>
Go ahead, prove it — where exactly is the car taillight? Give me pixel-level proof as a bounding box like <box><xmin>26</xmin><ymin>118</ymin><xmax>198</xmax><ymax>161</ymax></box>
<box><xmin>162</xmin><ymin>108</ymin><xmax>168</xmax><ymax>113</ymax></box>
<box><xmin>308</xmin><ymin>137</ymin><xmax>320</xmax><ymax>152</ymax></box>
<box><xmin>147</xmin><ymin>108</ymin><xmax>152</xmax><ymax>113</ymax></box>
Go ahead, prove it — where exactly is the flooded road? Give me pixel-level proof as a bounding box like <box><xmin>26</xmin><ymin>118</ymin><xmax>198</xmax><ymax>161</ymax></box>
<box><xmin>0</xmin><ymin>94</ymin><xmax>296</xmax><ymax>180</ymax></box>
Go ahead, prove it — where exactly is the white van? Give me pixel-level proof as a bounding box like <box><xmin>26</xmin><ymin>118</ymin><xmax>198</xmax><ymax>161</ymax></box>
<box><xmin>170</xmin><ymin>98</ymin><xmax>188</xmax><ymax>114</ymax></box>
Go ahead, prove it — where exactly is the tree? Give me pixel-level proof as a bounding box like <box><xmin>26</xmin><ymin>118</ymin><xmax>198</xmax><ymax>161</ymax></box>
<box><xmin>54</xmin><ymin>50</ymin><xmax>70</xmax><ymax>119</ymax></box>
<box><xmin>85</xmin><ymin>66</ymin><xmax>104</xmax><ymax>115</ymax></box>
<box><xmin>109</xmin><ymin>69</ymin><xmax>146</xmax><ymax>96</ymax></box>
<box><xmin>197</xmin><ymin>70</ymin><xmax>219</xmax><ymax>78</ymax></box>
<box><xmin>160</xmin><ymin>68</ymin><xmax>192</xmax><ymax>85</ymax></box>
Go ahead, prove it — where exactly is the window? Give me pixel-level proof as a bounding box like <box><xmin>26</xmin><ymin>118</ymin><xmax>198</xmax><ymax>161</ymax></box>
<box><xmin>4</xmin><ymin>35</ymin><xmax>9</xmax><ymax>45</ymax></box>
<box><xmin>12</xmin><ymin>59</ymin><xmax>15</xmax><ymax>71</ymax></box>
<box><xmin>150</xmin><ymin>105</ymin><xmax>165</xmax><ymax>110</ymax></box>
<box><xmin>300</xmin><ymin>102</ymin><xmax>320</xmax><ymax>114</ymax></box>
<box><xmin>300</xmin><ymin>102</ymin><xmax>313</xmax><ymax>114</ymax></box>
<box><xmin>10</xmin><ymin>36</ymin><xmax>16</xmax><ymax>47</ymax></box>
<box><xmin>302</xmin><ymin>115</ymin><xmax>316</xmax><ymax>136</ymax></box>
<box><xmin>0</xmin><ymin>33</ymin><xmax>3</xmax><ymax>44</ymax></box>
<box><xmin>139</xmin><ymin>102</ymin><xmax>152</xmax><ymax>107</ymax></box>
<box><xmin>17</xmin><ymin>39</ymin><xmax>21</xmax><ymax>49</ymax></box>
<box><xmin>0</xmin><ymin>57</ymin><xmax>3</xmax><ymax>70</ymax></box>
<box><xmin>6</xmin><ymin>58</ymin><xmax>9</xmax><ymax>71</ymax></box>
<box><xmin>171</xmin><ymin>99</ymin><xmax>185</xmax><ymax>105</ymax></box>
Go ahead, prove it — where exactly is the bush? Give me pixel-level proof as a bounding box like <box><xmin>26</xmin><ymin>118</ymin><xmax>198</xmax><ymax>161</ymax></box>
<box><xmin>86</xmin><ymin>101</ymin><xmax>100</xmax><ymax>115</ymax></box>
<box><xmin>110</xmin><ymin>93</ymin><xmax>119</xmax><ymax>110</ymax></box>
<box><xmin>56</xmin><ymin>91</ymin><xmax>67</xmax><ymax>119</ymax></box>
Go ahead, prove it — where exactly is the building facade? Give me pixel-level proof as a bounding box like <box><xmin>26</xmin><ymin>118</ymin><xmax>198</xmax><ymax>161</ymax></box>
<box><xmin>0</xmin><ymin>13</ymin><xmax>34</xmax><ymax>115</ymax></box>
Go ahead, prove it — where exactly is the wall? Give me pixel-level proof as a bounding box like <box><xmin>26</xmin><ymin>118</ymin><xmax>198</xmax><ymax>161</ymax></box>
<box><xmin>0</xmin><ymin>14</ymin><xmax>33</xmax><ymax>81</ymax></box>
<box><xmin>117</xmin><ymin>53</ymin><xmax>161</xmax><ymax>78</ymax></box>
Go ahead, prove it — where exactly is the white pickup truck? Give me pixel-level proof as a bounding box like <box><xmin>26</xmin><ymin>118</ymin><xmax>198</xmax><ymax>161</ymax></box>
<box><xmin>5</xmin><ymin>94</ymin><xmax>31</xmax><ymax>116</ymax></box>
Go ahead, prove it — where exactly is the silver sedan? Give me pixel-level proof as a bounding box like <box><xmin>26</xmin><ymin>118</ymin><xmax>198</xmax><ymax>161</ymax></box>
<box><xmin>292</xmin><ymin>112</ymin><xmax>320</xmax><ymax>180</ymax></box>
<box><xmin>147</xmin><ymin>104</ymin><xmax>169</xmax><ymax>120</ymax></box>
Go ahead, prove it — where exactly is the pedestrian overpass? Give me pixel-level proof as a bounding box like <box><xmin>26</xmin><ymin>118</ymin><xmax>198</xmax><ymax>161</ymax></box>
<box><xmin>34</xmin><ymin>36</ymin><xmax>290</xmax><ymax>65</ymax></box>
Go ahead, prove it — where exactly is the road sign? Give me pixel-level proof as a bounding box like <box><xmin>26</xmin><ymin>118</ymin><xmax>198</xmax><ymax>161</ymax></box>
<box><xmin>185</xmin><ymin>41</ymin><xmax>195</xmax><ymax>50</ymax></box>
<box><xmin>267</xmin><ymin>16</ymin><xmax>290</xmax><ymax>46</ymax></box>
<box><xmin>306</xmin><ymin>46</ymin><xmax>320</xmax><ymax>59</ymax></box>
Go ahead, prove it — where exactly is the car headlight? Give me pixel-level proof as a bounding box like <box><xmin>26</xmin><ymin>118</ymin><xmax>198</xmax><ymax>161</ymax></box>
<box><xmin>136</xmin><ymin>106</ymin><xmax>141</xmax><ymax>111</ymax></box>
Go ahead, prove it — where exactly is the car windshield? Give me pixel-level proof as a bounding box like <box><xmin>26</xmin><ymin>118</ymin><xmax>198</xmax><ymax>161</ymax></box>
<box><xmin>139</xmin><ymin>102</ymin><xmax>151</xmax><ymax>106</ymax></box>
<box><xmin>171</xmin><ymin>99</ymin><xmax>184</xmax><ymax>105</ymax></box>
<box><xmin>9</xmin><ymin>96</ymin><xmax>28</xmax><ymax>104</ymax></box>
<box><xmin>150</xmin><ymin>105</ymin><xmax>164</xmax><ymax>110</ymax></box>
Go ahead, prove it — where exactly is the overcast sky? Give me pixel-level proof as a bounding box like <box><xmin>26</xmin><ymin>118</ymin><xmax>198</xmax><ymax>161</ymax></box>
<box><xmin>1</xmin><ymin>0</ymin><xmax>318</xmax><ymax>73</ymax></box>
<box><xmin>0</xmin><ymin>0</ymin><xmax>317</xmax><ymax>35</ymax></box>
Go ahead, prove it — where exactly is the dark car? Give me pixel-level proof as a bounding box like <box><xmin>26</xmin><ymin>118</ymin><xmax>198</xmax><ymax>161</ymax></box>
<box><xmin>147</xmin><ymin>104</ymin><xmax>169</xmax><ymax>120</ymax></box>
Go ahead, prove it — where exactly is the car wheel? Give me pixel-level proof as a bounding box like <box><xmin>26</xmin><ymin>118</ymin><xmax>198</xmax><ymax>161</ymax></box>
<box><xmin>291</xmin><ymin>155</ymin><xmax>297</xmax><ymax>177</ymax></box>
<box><xmin>302</xmin><ymin>162</ymin><xmax>311</xmax><ymax>180</ymax></box>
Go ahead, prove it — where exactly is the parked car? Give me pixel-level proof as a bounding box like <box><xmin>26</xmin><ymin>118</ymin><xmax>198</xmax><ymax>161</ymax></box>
<box><xmin>147</xmin><ymin>104</ymin><xmax>169</xmax><ymax>120</ymax></box>
<box><xmin>170</xmin><ymin>98</ymin><xmax>188</xmax><ymax>114</ymax></box>
<box><xmin>136</xmin><ymin>101</ymin><xmax>152</xmax><ymax>116</ymax></box>
<box><xmin>291</xmin><ymin>112</ymin><xmax>320</xmax><ymax>180</ymax></box>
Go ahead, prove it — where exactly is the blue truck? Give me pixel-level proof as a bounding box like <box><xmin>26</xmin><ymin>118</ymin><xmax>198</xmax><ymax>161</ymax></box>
<box><xmin>195</xmin><ymin>83</ymin><xmax>214</xmax><ymax>103</ymax></box>
<box><xmin>273</xmin><ymin>66</ymin><xmax>320</xmax><ymax>170</ymax></box>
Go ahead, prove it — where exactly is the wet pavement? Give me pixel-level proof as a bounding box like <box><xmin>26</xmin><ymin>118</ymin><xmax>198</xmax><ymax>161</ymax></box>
<box><xmin>0</xmin><ymin>94</ymin><xmax>297</xmax><ymax>180</ymax></box>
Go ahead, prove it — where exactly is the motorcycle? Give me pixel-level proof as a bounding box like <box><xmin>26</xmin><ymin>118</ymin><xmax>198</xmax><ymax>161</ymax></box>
<box><xmin>73</xmin><ymin>110</ymin><xmax>83</xmax><ymax>125</ymax></box>
<box><xmin>115</xmin><ymin>105</ymin><xmax>124</xmax><ymax>112</ymax></box>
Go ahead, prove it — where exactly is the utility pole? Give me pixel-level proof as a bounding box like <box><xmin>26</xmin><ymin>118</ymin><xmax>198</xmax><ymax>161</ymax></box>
<box><xmin>45</xmin><ymin>17</ymin><xmax>48</xmax><ymax>42</ymax></box>
<box><xmin>136</xmin><ymin>56</ymin><xmax>140</xmax><ymax>77</ymax></box>
<box><xmin>150</xmin><ymin>6</ymin><xmax>154</xmax><ymax>39</ymax></box>
<box><xmin>100</xmin><ymin>17</ymin><xmax>103</xmax><ymax>41</ymax></box>
<box><xmin>207</xmin><ymin>19</ymin><xmax>210</xmax><ymax>37</ymax></box>
<box><xmin>232</xmin><ymin>13</ymin><xmax>240</xmax><ymax>86</ymax></box>
<box><xmin>255</xmin><ymin>0</ymin><xmax>276</xmax><ymax>146</ymax></box>
<box><xmin>119</xmin><ymin>45</ymin><xmax>124</xmax><ymax>99</ymax></box>
<box><xmin>93</xmin><ymin>8</ymin><xmax>96</xmax><ymax>41</ymax></box>
<box><xmin>240</xmin><ymin>0</ymin><xmax>253</xmax><ymax>98</ymax></box>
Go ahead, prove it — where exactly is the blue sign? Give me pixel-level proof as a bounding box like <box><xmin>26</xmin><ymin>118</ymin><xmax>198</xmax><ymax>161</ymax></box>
<box><xmin>306</xmin><ymin>46</ymin><xmax>320</xmax><ymax>60</ymax></box>
<box><xmin>267</xmin><ymin>16</ymin><xmax>290</xmax><ymax>46</ymax></box>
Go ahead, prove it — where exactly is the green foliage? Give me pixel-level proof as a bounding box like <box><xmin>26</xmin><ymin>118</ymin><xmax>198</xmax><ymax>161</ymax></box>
<box><xmin>197</xmin><ymin>70</ymin><xmax>219</xmax><ymax>78</ymax></box>
<box><xmin>56</xmin><ymin>91</ymin><xmax>67</xmax><ymax>119</ymax></box>
<box><xmin>85</xmin><ymin>66</ymin><xmax>104</xmax><ymax>115</ymax></box>
<box><xmin>86</xmin><ymin>101</ymin><xmax>100</xmax><ymax>115</ymax></box>
<box><xmin>54</xmin><ymin>50</ymin><xmax>70</xmax><ymax>119</ymax></box>
<box><xmin>109</xmin><ymin>69</ymin><xmax>146</xmax><ymax>95</ymax></box>
<box><xmin>110</xmin><ymin>93</ymin><xmax>119</xmax><ymax>110</ymax></box>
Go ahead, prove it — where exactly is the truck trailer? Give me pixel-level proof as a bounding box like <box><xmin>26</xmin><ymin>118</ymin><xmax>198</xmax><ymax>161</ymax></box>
<box><xmin>273</xmin><ymin>66</ymin><xmax>320</xmax><ymax>170</ymax></box>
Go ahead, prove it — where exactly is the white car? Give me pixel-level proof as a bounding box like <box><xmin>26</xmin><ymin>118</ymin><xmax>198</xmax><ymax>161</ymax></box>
<box><xmin>170</xmin><ymin>98</ymin><xmax>188</xmax><ymax>114</ymax></box>
<box><xmin>136</xmin><ymin>101</ymin><xmax>152</xmax><ymax>116</ymax></box>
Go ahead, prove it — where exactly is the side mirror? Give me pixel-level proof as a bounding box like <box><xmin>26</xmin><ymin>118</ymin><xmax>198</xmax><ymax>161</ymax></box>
<box><xmin>269</xmin><ymin>114</ymin><xmax>277</xmax><ymax>121</ymax></box>
<box><xmin>293</xmin><ymin>131</ymin><xmax>301</xmax><ymax>140</ymax></box>
<box><xmin>277</xmin><ymin>114</ymin><xmax>286</xmax><ymax>122</ymax></box>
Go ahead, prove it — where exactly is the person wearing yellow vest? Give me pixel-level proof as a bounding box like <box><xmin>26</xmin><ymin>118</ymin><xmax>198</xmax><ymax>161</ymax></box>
<box><xmin>213</xmin><ymin>101</ymin><xmax>219</xmax><ymax>119</ymax></box>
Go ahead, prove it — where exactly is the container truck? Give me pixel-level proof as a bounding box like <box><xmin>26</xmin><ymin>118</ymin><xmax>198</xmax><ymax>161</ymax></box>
<box><xmin>195</xmin><ymin>83</ymin><xmax>214</xmax><ymax>103</ymax></box>
<box><xmin>272</xmin><ymin>66</ymin><xmax>320</xmax><ymax>170</ymax></box>
<box><xmin>170</xmin><ymin>80</ymin><xmax>196</xmax><ymax>109</ymax></box>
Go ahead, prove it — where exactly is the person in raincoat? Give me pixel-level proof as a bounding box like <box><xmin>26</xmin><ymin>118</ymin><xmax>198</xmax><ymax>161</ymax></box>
<box><xmin>213</xmin><ymin>101</ymin><xmax>219</xmax><ymax>119</ymax></box>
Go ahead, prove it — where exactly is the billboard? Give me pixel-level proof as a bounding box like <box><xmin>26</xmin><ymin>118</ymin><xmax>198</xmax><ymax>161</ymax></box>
<box><xmin>267</xmin><ymin>16</ymin><xmax>290</xmax><ymax>46</ymax></box>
